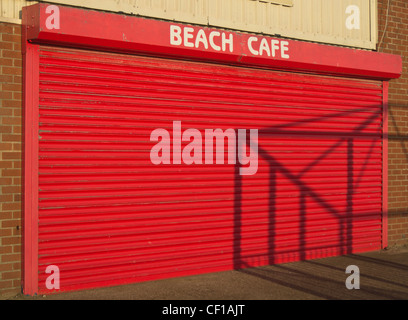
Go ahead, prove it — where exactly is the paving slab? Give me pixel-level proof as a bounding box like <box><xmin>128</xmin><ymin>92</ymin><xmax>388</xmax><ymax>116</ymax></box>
<box><xmin>6</xmin><ymin>246</ymin><xmax>408</xmax><ymax>300</ymax></box>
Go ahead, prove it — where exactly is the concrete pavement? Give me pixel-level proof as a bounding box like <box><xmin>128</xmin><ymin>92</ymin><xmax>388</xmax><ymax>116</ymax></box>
<box><xmin>7</xmin><ymin>246</ymin><xmax>408</xmax><ymax>300</ymax></box>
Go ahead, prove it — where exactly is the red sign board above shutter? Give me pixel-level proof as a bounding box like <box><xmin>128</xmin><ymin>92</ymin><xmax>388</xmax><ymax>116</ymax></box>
<box><xmin>23</xmin><ymin>3</ymin><xmax>401</xmax><ymax>80</ymax></box>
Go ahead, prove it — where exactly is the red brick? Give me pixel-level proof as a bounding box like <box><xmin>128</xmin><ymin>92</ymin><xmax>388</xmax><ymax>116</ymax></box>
<box><xmin>2</xmin><ymin>66</ymin><xmax>21</xmax><ymax>76</ymax></box>
<box><xmin>12</xmin><ymin>262</ymin><xmax>21</xmax><ymax>270</ymax></box>
<box><xmin>12</xmin><ymin>125</ymin><xmax>22</xmax><ymax>134</ymax></box>
<box><xmin>0</xmin><ymin>125</ymin><xmax>12</xmax><ymax>133</ymax></box>
<box><xmin>1</xmin><ymin>271</ymin><xmax>20</xmax><ymax>280</ymax></box>
<box><xmin>2</xmin><ymin>33</ymin><xmax>21</xmax><ymax>43</ymax></box>
<box><xmin>0</xmin><ymin>142</ymin><xmax>13</xmax><ymax>150</ymax></box>
<box><xmin>1</xmin><ymin>203</ymin><xmax>21</xmax><ymax>212</ymax></box>
<box><xmin>13</xmin><ymin>109</ymin><xmax>21</xmax><ymax>117</ymax></box>
<box><xmin>2</xmin><ymin>186</ymin><xmax>21</xmax><ymax>194</ymax></box>
<box><xmin>12</xmin><ymin>279</ymin><xmax>21</xmax><ymax>288</ymax></box>
<box><xmin>2</xmin><ymin>117</ymin><xmax>21</xmax><ymax>125</ymax></box>
<box><xmin>1</xmin><ymin>237</ymin><xmax>20</xmax><ymax>246</ymax></box>
<box><xmin>0</xmin><ymin>281</ymin><xmax>13</xmax><ymax>290</ymax></box>
<box><xmin>13</xmin><ymin>42</ymin><xmax>21</xmax><ymax>51</ymax></box>
<box><xmin>0</xmin><ymin>194</ymin><xmax>13</xmax><ymax>202</ymax></box>
<box><xmin>0</xmin><ymin>229</ymin><xmax>12</xmax><ymax>237</ymax></box>
<box><xmin>2</xmin><ymin>50</ymin><xmax>21</xmax><ymax>59</ymax></box>
<box><xmin>0</xmin><ymin>211</ymin><xmax>13</xmax><ymax>220</ymax></box>
<box><xmin>0</xmin><ymin>58</ymin><xmax>13</xmax><ymax>66</ymax></box>
<box><xmin>0</xmin><ymin>24</ymin><xmax>13</xmax><ymax>34</ymax></box>
<box><xmin>0</xmin><ymin>42</ymin><xmax>13</xmax><ymax>50</ymax></box>
<box><xmin>12</xmin><ymin>126</ymin><xmax>21</xmax><ymax>134</ymax></box>
<box><xmin>2</xmin><ymin>134</ymin><xmax>21</xmax><ymax>142</ymax></box>
<box><xmin>0</xmin><ymin>177</ymin><xmax>13</xmax><ymax>185</ymax></box>
<box><xmin>13</xmin><ymin>75</ymin><xmax>22</xmax><ymax>84</ymax></box>
<box><xmin>0</xmin><ymin>91</ymin><xmax>13</xmax><ymax>99</ymax></box>
<box><xmin>0</xmin><ymin>74</ymin><xmax>13</xmax><ymax>83</ymax></box>
<box><xmin>0</xmin><ymin>108</ymin><xmax>13</xmax><ymax>116</ymax></box>
<box><xmin>12</xmin><ymin>160</ymin><xmax>21</xmax><ymax>168</ymax></box>
<box><xmin>1</xmin><ymin>152</ymin><xmax>21</xmax><ymax>160</ymax></box>
<box><xmin>13</xmin><ymin>92</ymin><xmax>22</xmax><ymax>100</ymax></box>
<box><xmin>2</xmin><ymin>168</ymin><xmax>21</xmax><ymax>177</ymax></box>
<box><xmin>2</xmin><ymin>83</ymin><xmax>22</xmax><ymax>92</ymax></box>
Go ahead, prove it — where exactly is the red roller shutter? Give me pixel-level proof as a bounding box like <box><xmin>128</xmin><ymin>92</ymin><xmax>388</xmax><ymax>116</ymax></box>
<box><xmin>36</xmin><ymin>46</ymin><xmax>383</xmax><ymax>293</ymax></box>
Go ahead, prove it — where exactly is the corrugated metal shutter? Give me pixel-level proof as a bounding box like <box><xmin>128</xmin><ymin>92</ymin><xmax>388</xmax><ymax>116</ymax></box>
<box><xmin>37</xmin><ymin>46</ymin><xmax>384</xmax><ymax>293</ymax></box>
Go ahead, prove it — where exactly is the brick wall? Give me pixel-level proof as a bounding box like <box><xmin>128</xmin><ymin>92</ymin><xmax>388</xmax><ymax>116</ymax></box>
<box><xmin>0</xmin><ymin>22</ymin><xmax>22</xmax><ymax>298</ymax></box>
<box><xmin>378</xmin><ymin>0</ymin><xmax>408</xmax><ymax>247</ymax></box>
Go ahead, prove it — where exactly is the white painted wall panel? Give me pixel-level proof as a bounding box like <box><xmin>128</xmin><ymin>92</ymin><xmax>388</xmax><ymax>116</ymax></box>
<box><xmin>0</xmin><ymin>0</ymin><xmax>377</xmax><ymax>49</ymax></box>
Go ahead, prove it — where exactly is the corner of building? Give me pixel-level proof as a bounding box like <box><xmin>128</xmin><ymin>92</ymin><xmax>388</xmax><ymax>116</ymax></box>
<box><xmin>0</xmin><ymin>21</ymin><xmax>23</xmax><ymax>298</ymax></box>
<box><xmin>377</xmin><ymin>0</ymin><xmax>408</xmax><ymax>248</ymax></box>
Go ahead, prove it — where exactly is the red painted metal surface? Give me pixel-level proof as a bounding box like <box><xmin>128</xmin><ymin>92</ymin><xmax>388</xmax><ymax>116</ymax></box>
<box><xmin>22</xmin><ymin>39</ymin><xmax>40</xmax><ymax>295</ymax></box>
<box><xmin>23</xmin><ymin>3</ymin><xmax>402</xmax><ymax>80</ymax></box>
<box><xmin>382</xmin><ymin>82</ymin><xmax>389</xmax><ymax>249</ymax></box>
<box><xmin>34</xmin><ymin>46</ymin><xmax>384</xmax><ymax>294</ymax></box>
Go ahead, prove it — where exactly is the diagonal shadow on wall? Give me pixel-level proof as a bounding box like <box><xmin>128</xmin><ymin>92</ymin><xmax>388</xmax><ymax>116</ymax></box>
<box><xmin>232</xmin><ymin>104</ymin><xmax>385</xmax><ymax>295</ymax></box>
